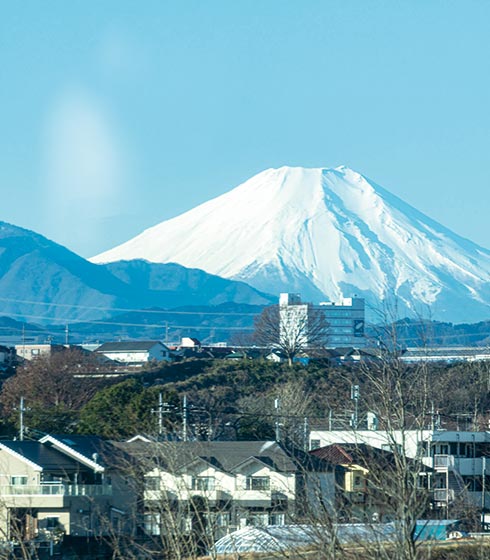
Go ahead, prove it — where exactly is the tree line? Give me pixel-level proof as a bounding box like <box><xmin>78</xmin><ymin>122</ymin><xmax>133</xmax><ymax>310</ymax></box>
<box><xmin>1</xmin><ymin>347</ymin><xmax>490</xmax><ymax>441</ymax></box>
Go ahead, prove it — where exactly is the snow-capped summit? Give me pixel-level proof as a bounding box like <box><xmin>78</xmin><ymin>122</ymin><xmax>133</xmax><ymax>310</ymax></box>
<box><xmin>92</xmin><ymin>166</ymin><xmax>490</xmax><ymax>322</ymax></box>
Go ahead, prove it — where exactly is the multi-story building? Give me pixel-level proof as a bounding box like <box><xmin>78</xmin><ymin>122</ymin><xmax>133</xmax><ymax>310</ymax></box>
<box><xmin>309</xmin><ymin>428</ymin><xmax>490</xmax><ymax>516</ymax></box>
<box><xmin>0</xmin><ymin>435</ymin><xmax>135</xmax><ymax>542</ymax></box>
<box><xmin>279</xmin><ymin>293</ymin><xmax>366</xmax><ymax>349</ymax></box>
<box><xmin>118</xmin><ymin>439</ymin><xmax>341</xmax><ymax>540</ymax></box>
<box><xmin>15</xmin><ymin>343</ymin><xmax>66</xmax><ymax>362</ymax></box>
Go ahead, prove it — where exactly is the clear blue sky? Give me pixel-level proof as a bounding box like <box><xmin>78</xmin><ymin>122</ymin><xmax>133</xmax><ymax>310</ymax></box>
<box><xmin>2</xmin><ymin>1</ymin><xmax>489</xmax><ymax>257</ymax></box>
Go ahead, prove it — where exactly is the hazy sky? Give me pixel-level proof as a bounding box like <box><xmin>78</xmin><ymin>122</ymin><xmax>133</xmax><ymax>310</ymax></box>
<box><xmin>2</xmin><ymin>1</ymin><xmax>489</xmax><ymax>257</ymax></box>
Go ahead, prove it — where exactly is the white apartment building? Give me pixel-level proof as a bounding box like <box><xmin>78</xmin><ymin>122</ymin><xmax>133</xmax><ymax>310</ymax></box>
<box><xmin>309</xmin><ymin>428</ymin><xmax>490</xmax><ymax>513</ymax></box>
<box><xmin>279</xmin><ymin>293</ymin><xmax>366</xmax><ymax>348</ymax></box>
<box><xmin>119</xmin><ymin>440</ymin><xmax>339</xmax><ymax>539</ymax></box>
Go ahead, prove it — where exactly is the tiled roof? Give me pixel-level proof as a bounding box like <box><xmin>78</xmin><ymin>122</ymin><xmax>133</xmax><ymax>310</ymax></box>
<box><xmin>116</xmin><ymin>440</ymin><xmax>325</xmax><ymax>474</ymax></box>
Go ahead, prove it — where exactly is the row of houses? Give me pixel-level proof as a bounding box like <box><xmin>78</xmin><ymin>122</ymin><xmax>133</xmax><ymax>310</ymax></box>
<box><xmin>0</xmin><ymin>434</ymin><xmax>342</xmax><ymax>551</ymax></box>
<box><xmin>1</xmin><ymin>427</ymin><xmax>487</xmax><ymax>553</ymax></box>
<box><xmin>9</xmin><ymin>340</ymin><xmax>380</xmax><ymax>369</ymax></box>
<box><xmin>8</xmin><ymin>340</ymin><xmax>489</xmax><ymax>372</ymax></box>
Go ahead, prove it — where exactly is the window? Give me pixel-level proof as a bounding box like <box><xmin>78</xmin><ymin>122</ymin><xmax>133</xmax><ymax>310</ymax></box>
<box><xmin>10</xmin><ymin>476</ymin><xmax>28</xmax><ymax>486</ymax></box>
<box><xmin>191</xmin><ymin>476</ymin><xmax>215</xmax><ymax>491</ymax></box>
<box><xmin>46</xmin><ymin>517</ymin><xmax>59</xmax><ymax>530</ymax></box>
<box><xmin>245</xmin><ymin>476</ymin><xmax>270</xmax><ymax>491</ymax></box>
<box><xmin>144</xmin><ymin>513</ymin><xmax>161</xmax><ymax>535</ymax></box>
<box><xmin>215</xmin><ymin>513</ymin><xmax>230</xmax><ymax>527</ymax></box>
<box><xmin>145</xmin><ymin>477</ymin><xmax>160</xmax><ymax>491</ymax></box>
<box><xmin>270</xmin><ymin>513</ymin><xmax>285</xmax><ymax>525</ymax></box>
<box><xmin>247</xmin><ymin>512</ymin><xmax>269</xmax><ymax>526</ymax></box>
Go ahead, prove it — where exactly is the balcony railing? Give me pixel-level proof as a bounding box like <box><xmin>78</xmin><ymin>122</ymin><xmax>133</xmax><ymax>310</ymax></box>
<box><xmin>433</xmin><ymin>488</ymin><xmax>455</xmax><ymax>503</ymax></box>
<box><xmin>0</xmin><ymin>484</ymin><xmax>112</xmax><ymax>497</ymax></box>
<box><xmin>433</xmin><ymin>454</ymin><xmax>454</xmax><ymax>469</ymax></box>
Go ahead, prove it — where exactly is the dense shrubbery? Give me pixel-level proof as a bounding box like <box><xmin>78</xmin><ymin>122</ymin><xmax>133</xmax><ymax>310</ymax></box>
<box><xmin>1</xmin><ymin>352</ymin><xmax>490</xmax><ymax>439</ymax></box>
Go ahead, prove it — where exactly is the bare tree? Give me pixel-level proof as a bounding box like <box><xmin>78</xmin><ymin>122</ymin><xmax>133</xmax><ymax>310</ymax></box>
<box><xmin>253</xmin><ymin>303</ymin><xmax>329</xmax><ymax>366</ymax></box>
<box><xmin>0</xmin><ymin>347</ymin><xmax>108</xmax><ymax>434</ymax></box>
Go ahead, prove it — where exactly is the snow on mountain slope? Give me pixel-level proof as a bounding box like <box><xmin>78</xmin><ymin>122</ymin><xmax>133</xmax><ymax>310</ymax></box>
<box><xmin>91</xmin><ymin>166</ymin><xmax>490</xmax><ymax>322</ymax></box>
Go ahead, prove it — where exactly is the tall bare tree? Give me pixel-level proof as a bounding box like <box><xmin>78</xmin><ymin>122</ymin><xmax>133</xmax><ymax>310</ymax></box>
<box><xmin>253</xmin><ymin>304</ymin><xmax>329</xmax><ymax>366</ymax></box>
<box><xmin>0</xmin><ymin>347</ymin><xmax>108</xmax><ymax>434</ymax></box>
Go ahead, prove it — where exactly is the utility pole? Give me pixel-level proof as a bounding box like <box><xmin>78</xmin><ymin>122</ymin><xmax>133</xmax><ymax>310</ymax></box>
<box><xmin>65</xmin><ymin>324</ymin><xmax>69</xmax><ymax>346</ymax></box>
<box><xmin>19</xmin><ymin>397</ymin><xmax>26</xmax><ymax>441</ymax></box>
<box><xmin>274</xmin><ymin>398</ymin><xmax>280</xmax><ymax>442</ymax></box>
<box><xmin>303</xmin><ymin>416</ymin><xmax>309</xmax><ymax>451</ymax></box>
<box><xmin>351</xmin><ymin>384</ymin><xmax>360</xmax><ymax>429</ymax></box>
<box><xmin>158</xmin><ymin>393</ymin><xmax>163</xmax><ymax>436</ymax></box>
<box><xmin>182</xmin><ymin>395</ymin><xmax>188</xmax><ymax>442</ymax></box>
<box><xmin>151</xmin><ymin>393</ymin><xmax>164</xmax><ymax>436</ymax></box>
<box><xmin>482</xmin><ymin>455</ymin><xmax>487</xmax><ymax>530</ymax></box>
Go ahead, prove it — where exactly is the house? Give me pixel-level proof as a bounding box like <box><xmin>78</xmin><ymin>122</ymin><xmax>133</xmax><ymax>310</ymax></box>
<box><xmin>310</xmin><ymin>443</ymin><xmax>433</xmax><ymax>522</ymax></box>
<box><xmin>116</xmin><ymin>439</ymin><xmax>342</xmax><ymax>540</ymax></box>
<box><xmin>15</xmin><ymin>343</ymin><xmax>66</xmax><ymax>362</ymax></box>
<box><xmin>95</xmin><ymin>340</ymin><xmax>172</xmax><ymax>365</ymax></box>
<box><xmin>0</xmin><ymin>435</ymin><xmax>135</xmax><ymax>543</ymax></box>
<box><xmin>309</xmin><ymin>428</ymin><xmax>490</xmax><ymax>516</ymax></box>
<box><xmin>180</xmin><ymin>337</ymin><xmax>201</xmax><ymax>350</ymax></box>
<box><xmin>400</xmin><ymin>346</ymin><xmax>490</xmax><ymax>363</ymax></box>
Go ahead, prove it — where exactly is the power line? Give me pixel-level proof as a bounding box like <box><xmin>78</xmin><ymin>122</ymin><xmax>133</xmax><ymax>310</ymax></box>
<box><xmin>0</xmin><ymin>296</ymin><xmax>262</xmax><ymax>317</ymax></box>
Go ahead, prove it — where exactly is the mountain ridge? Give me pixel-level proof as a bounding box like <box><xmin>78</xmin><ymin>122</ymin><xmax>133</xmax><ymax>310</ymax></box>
<box><xmin>92</xmin><ymin>165</ymin><xmax>490</xmax><ymax>323</ymax></box>
<box><xmin>0</xmin><ymin>221</ymin><xmax>273</xmax><ymax>323</ymax></box>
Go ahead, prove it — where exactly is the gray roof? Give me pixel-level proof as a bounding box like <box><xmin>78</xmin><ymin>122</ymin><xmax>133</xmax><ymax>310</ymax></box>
<box><xmin>116</xmin><ymin>440</ymin><xmax>317</xmax><ymax>474</ymax></box>
<box><xmin>1</xmin><ymin>441</ymin><xmax>87</xmax><ymax>473</ymax></box>
<box><xmin>96</xmin><ymin>341</ymin><xmax>167</xmax><ymax>353</ymax></box>
<box><xmin>43</xmin><ymin>435</ymin><xmax>126</xmax><ymax>468</ymax></box>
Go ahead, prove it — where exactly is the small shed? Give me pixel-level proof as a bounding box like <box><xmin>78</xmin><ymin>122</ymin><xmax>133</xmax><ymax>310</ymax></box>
<box><xmin>414</xmin><ymin>519</ymin><xmax>462</xmax><ymax>541</ymax></box>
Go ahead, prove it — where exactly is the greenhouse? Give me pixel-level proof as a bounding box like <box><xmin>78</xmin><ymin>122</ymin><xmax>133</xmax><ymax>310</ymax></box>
<box><xmin>212</xmin><ymin>520</ymin><xmax>460</xmax><ymax>555</ymax></box>
<box><xmin>212</xmin><ymin>523</ymin><xmax>398</xmax><ymax>555</ymax></box>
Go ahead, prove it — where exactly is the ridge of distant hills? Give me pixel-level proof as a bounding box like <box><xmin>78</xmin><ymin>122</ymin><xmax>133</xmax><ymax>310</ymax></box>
<box><xmin>0</xmin><ymin>222</ymin><xmax>274</xmax><ymax>325</ymax></box>
<box><xmin>2</xmin><ymin>313</ymin><xmax>490</xmax><ymax>349</ymax></box>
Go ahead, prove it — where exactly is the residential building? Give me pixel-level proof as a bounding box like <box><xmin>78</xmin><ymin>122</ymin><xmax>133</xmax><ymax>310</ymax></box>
<box><xmin>117</xmin><ymin>439</ymin><xmax>342</xmax><ymax>540</ymax></box>
<box><xmin>279</xmin><ymin>293</ymin><xmax>366</xmax><ymax>349</ymax></box>
<box><xmin>401</xmin><ymin>346</ymin><xmax>490</xmax><ymax>363</ymax></box>
<box><xmin>95</xmin><ymin>340</ymin><xmax>172</xmax><ymax>365</ymax></box>
<box><xmin>15</xmin><ymin>343</ymin><xmax>66</xmax><ymax>362</ymax></box>
<box><xmin>309</xmin><ymin>428</ymin><xmax>490</xmax><ymax>514</ymax></box>
<box><xmin>180</xmin><ymin>337</ymin><xmax>201</xmax><ymax>350</ymax></box>
<box><xmin>310</xmin><ymin>443</ymin><xmax>433</xmax><ymax>522</ymax></box>
<box><xmin>0</xmin><ymin>435</ymin><xmax>134</xmax><ymax>542</ymax></box>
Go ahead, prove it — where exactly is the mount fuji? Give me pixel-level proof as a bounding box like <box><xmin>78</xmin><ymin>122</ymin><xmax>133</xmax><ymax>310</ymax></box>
<box><xmin>92</xmin><ymin>166</ymin><xmax>490</xmax><ymax>323</ymax></box>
